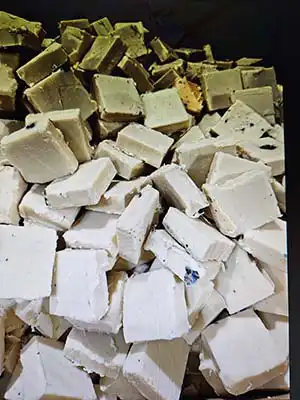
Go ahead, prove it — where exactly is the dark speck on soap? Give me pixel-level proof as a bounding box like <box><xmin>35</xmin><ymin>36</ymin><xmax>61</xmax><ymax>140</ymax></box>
<box><xmin>26</xmin><ymin>123</ymin><xmax>35</xmax><ymax>129</ymax></box>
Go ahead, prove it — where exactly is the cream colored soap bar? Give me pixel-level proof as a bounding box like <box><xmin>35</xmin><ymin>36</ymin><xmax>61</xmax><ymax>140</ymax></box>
<box><xmin>238</xmin><ymin>137</ymin><xmax>285</xmax><ymax>176</ymax></box>
<box><xmin>95</xmin><ymin>140</ymin><xmax>145</xmax><ymax>180</ymax></box>
<box><xmin>215</xmin><ymin>245</ymin><xmax>274</xmax><ymax>314</ymax></box>
<box><xmin>0</xmin><ymin>166</ymin><xmax>27</xmax><ymax>225</ymax></box>
<box><xmin>142</xmin><ymin>88</ymin><xmax>190</xmax><ymax>134</ymax></box>
<box><xmin>151</xmin><ymin>164</ymin><xmax>209</xmax><ymax>217</ymax></box>
<box><xmin>173</xmin><ymin>137</ymin><xmax>237</xmax><ymax>187</ymax></box>
<box><xmin>202</xmin><ymin>309</ymin><xmax>288</xmax><ymax>396</ymax></box>
<box><xmin>16</xmin><ymin>42</ymin><xmax>68</xmax><ymax>87</ymax></box>
<box><xmin>26</xmin><ymin>109</ymin><xmax>93</xmax><ymax>163</ymax></box>
<box><xmin>45</xmin><ymin>158</ymin><xmax>116</xmax><ymax>208</ymax></box>
<box><xmin>93</xmin><ymin>74</ymin><xmax>144</xmax><ymax>122</ymax></box>
<box><xmin>1</xmin><ymin>118</ymin><xmax>78</xmax><ymax>183</ymax></box>
<box><xmin>212</xmin><ymin>100</ymin><xmax>272</xmax><ymax>141</ymax></box>
<box><xmin>231</xmin><ymin>86</ymin><xmax>275</xmax><ymax>124</ymax></box>
<box><xmin>24</xmin><ymin>69</ymin><xmax>97</xmax><ymax>121</ymax></box>
<box><xmin>163</xmin><ymin>207</ymin><xmax>235</xmax><ymax>262</ymax></box>
<box><xmin>117</xmin><ymin>185</ymin><xmax>160</xmax><ymax>264</ymax></box>
<box><xmin>203</xmin><ymin>170</ymin><xmax>281</xmax><ymax>237</ymax></box>
<box><xmin>200</xmin><ymin>68</ymin><xmax>243</xmax><ymax>111</ymax></box>
<box><xmin>116</xmin><ymin>123</ymin><xmax>174</xmax><ymax>168</ymax></box>
<box><xmin>206</xmin><ymin>151</ymin><xmax>271</xmax><ymax>185</ymax></box>
<box><xmin>241</xmin><ymin>67</ymin><xmax>278</xmax><ymax>101</ymax></box>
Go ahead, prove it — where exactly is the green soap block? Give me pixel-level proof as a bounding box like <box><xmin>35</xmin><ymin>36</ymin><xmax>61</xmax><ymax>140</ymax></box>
<box><xmin>88</xmin><ymin>17</ymin><xmax>113</xmax><ymax>36</ymax></box>
<box><xmin>0</xmin><ymin>52</ymin><xmax>20</xmax><ymax>70</ymax></box>
<box><xmin>149</xmin><ymin>59</ymin><xmax>185</xmax><ymax>79</ymax></box>
<box><xmin>61</xmin><ymin>26</ymin><xmax>94</xmax><ymax>65</ymax></box>
<box><xmin>0</xmin><ymin>64</ymin><xmax>18</xmax><ymax>112</ymax></box>
<box><xmin>59</xmin><ymin>19</ymin><xmax>89</xmax><ymax>35</ymax></box>
<box><xmin>150</xmin><ymin>37</ymin><xmax>177</xmax><ymax>63</ymax></box>
<box><xmin>118</xmin><ymin>55</ymin><xmax>153</xmax><ymax>93</ymax></box>
<box><xmin>114</xmin><ymin>22</ymin><xmax>148</xmax><ymax>59</ymax></box>
<box><xmin>154</xmin><ymin>69</ymin><xmax>180</xmax><ymax>91</ymax></box>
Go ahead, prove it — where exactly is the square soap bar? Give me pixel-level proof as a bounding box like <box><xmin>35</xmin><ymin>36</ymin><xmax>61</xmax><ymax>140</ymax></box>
<box><xmin>93</xmin><ymin>74</ymin><xmax>144</xmax><ymax>122</ymax></box>
<box><xmin>61</xmin><ymin>26</ymin><xmax>94</xmax><ymax>65</ymax></box>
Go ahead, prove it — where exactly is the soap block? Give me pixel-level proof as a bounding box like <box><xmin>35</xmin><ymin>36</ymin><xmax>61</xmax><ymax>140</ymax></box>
<box><xmin>201</xmin><ymin>309</ymin><xmax>288</xmax><ymax>396</ymax></box>
<box><xmin>26</xmin><ymin>109</ymin><xmax>93</xmax><ymax>163</ymax></box>
<box><xmin>61</xmin><ymin>26</ymin><xmax>94</xmax><ymax>65</ymax></box>
<box><xmin>0</xmin><ymin>225</ymin><xmax>57</xmax><ymax>300</ymax></box>
<box><xmin>93</xmin><ymin>74</ymin><xmax>144</xmax><ymax>122</ymax></box>
<box><xmin>116</xmin><ymin>123</ymin><xmax>174</xmax><ymax>168</ymax></box>
<box><xmin>123</xmin><ymin>339</ymin><xmax>190</xmax><ymax>400</ymax></box>
<box><xmin>123</xmin><ymin>269</ymin><xmax>190</xmax><ymax>343</ymax></box>
<box><xmin>63</xmin><ymin>211</ymin><xmax>118</xmax><ymax>259</ymax></box>
<box><xmin>198</xmin><ymin>112</ymin><xmax>221</xmax><ymax>136</ymax></box>
<box><xmin>215</xmin><ymin>245</ymin><xmax>274</xmax><ymax>314</ymax></box>
<box><xmin>231</xmin><ymin>86</ymin><xmax>275</xmax><ymax>124</ymax></box>
<box><xmin>174</xmin><ymin>76</ymin><xmax>204</xmax><ymax>114</ymax></box>
<box><xmin>114</xmin><ymin>22</ymin><xmax>148</xmax><ymax>59</ymax></box>
<box><xmin>16</xmin><ymin>42</ymin><xmax>68</xmax><ymax>86</ymax></box>
<box><xmin>142</xmin><ymin>88</ymin><xmax>190</xmax><ymax>134</ymax></box>
<box><xmin>59</xmin><ymin>18</ymin><xmax>90</xmax><ymax>34</ymax></box>
<box><xmin>89</xmin><ymin>17</ymin><xmax>114</xmax><ymax>36</ymax></box>
<box><xmin>154</xmin><ymin>68</ymin><xmax>180</xmax><ymax>90</ymax></box>
<box><xmin>200</xmin><ymin>68</ymin><xmax>243</xmax><ymax>111</ymax></box>
<box><xmin>150</xmin><ymin>36</ymin><xmax>176</xmax><ymax>63</ymax></box>
<box><xmin>0</xmin><ymin>119</ymin><xmax>25</xmax><ymax>165</ymax></box>
<box><xmin>186</xmin><ymin>61</ymin><xmax>217</xmax><ymax>81</ymax></box>
<box><xmin>241</xmin><ymin>67</ymin><xmax>278</xmax><ymax>101</ymax></box>
<box><xmin>151</xmin><ymin>164</ymin><xmax>209</xmax><ymax>217</ymax></box>
<box><xmin>118</xmin><ymin>55</ymin><xmax>154</xmax><ymax>93</ymax></box>
<box><xmin>117</xmin><ymin>185</ymin><xmax>160</xmax><ymax>264</ymax></box>
<box><xmin>80</xmin><ymin>35</ymin><xmax>126</xmax><ymax>74</ymax></box>
<box><xmin>24</xmin><ymin>69</ymin><xmax>97</xmax><ymax>120</ymax></box>
<box><xmin>150</xmin><ymin>59</ymin><xmax>185</xmax><ymax>79</ymax></box>
<box><xmin>0</xmin><ymin>52</ymin><xmax>20</xmax><ymax>70</ymax></box>
<box><xmin>163</xmin><ymin>207</ymin><xmax>235</xmax><ymax>262</ymax></box>
<box><xmin>211</xmin><ymin>99</ymin><xmax>272</xmax><ymax>141</ymax></box>
<box><xmin>4</xmin><ymin>337</ymin><xmax>96</xmax><ymax>399</ymax></box>
<box><xmin>97</xmin><ymin>120</ymin><xmax>127</xmax><ymax>141</ymax></box>
<box><xmin>49</xmin><ymin>249</ymin><xmax>109</xmax><ymax>323</ymax></box>
<box><xmin>95</xmin><ymin>140</ymin><xmax>145</xmax><ymax>180</ymax></box>
<box><xmin>185</xmin><ymin>280</ymin><xmax>215</xmax><ymax>325</ymax></box>
<box><xmin>172</xmin><ymin>126</ymin><xmax>205</xmax><ymax>150</ymax></box>
<box><xmin>45</xmin><ymin>158</ymin><xmax>116</xmax><ymax>208</ymax></box>
<box><xmin>0</xmin><ymin>64</ymin><xmax>18</xmax><ymax>112</ymax></box>
<box><xmin>203</xmin><ymin>170</ymin><xmax>281</xmax><ymax>237</ymax></box>
<box><xmin>0</xmin><ymin>166</ymin><xmax>27</xmax><ymax>225</ymax></box>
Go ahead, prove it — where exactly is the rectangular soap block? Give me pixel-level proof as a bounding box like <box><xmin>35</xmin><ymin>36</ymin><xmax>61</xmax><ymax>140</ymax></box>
<box><xmin>114</xmin><ymin>22</ymin><xmax>148</xmax><ymax>59</ymax></box>
<box><xmin>16</xmin><ymin>42</ymin><xmax>68</xmax><ymax>87</ymax></box>
<box><xmin>59</xmin><ymin>18</ymin><xmax>90</xmax><ymax>34</ymax></box>
<box><xmin>93</xmin><ymin>74</ymin><xmax>144</xmax><ymax>122</ymax></box>
<box><xmin>241</xmin><ymin>67</ymin><xmax>278</xmax><ymax>101</ymax></box>
<box><xmin>61</xmin><ymin>26</ymin><xmax>94</xmax><ymax>65</ymax></box>
<box><xmin>150</xmin><ymin>36</ymin><xmax>176</xmax><ymax>63</ymax></box>
<box><xmin>26</xmin><ymin>109</ymin><xmax>93</xmax><ymax>163</ymax></box>
<box><xmin>95</xmin><ymin>140</ymin><xmax>145</xmax><ymax>180</ymax></box>
<box><xmin>172</xmin><ymin>126</ymin><xmax>205</xmax><ymax>150</ymax></box>
<box><xmin>149</xmin><ymin>59</ymin><xmax>185</xmax><ymax>79</ymax></box>
<box><xmin>24</xmin><ymin>69</ymin><xmax>97</xmax><ymax>121</ymax></box>
<box><xmin>174</xmin><ymin>76</ymin><xmax>204</xmax><ymax>114</ymax></box>
<box><xmin>88</xmin><ymin>17</ymin><xmax>114</xmax><ymax>36</ymax></box>
<box><xmin>154</xmin><ymin>68</ymin><xmax>180</xmax><ymax>90</ymax></box>
<box><xmin>45</xmin><ymin>158</ymin><xmax>116</xmax><ymax>208</ymax></box>
<box><xmin>97</xmin><ymin>120</ymin><xmax>127</xmax><ymax>141</ymax></box>
<box><xmin>1</xmin><ymin>118</ymin><xmax>78</xmax><ymax>183</ymax></box>
<box><xmin>116</xmin><ymin>123</ymin><xmax>174</xmax><ymax>168</ymax></box>
<box><xmin>118</xmin><ymin>55</ymin><xmax>154</xmax><ymax>93</ymax></box>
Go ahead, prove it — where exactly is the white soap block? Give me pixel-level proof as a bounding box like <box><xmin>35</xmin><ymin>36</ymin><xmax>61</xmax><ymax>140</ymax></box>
<box><xmin>19</xmin><ymin>184</ymin><xmax>79</xmax><ymax>231</ymax></box>
<box><xmin>151</xmin><ymin>164</ymin><xmax>209</xmax><ymax>217</ymax></box>
<box><xmin>69</xmin><ymin>271</ymin><xmax>127</xmax><ymax>334</ymax></box>
<box><xmin>172</xmin><ymin>126</ymin><xmax>205</xmax><ymax>150</ymax></box>
<box><xmin>203</xmin><ymin>170</ymin><xmax>281</xmax><ymax>237</ymax></box>
<box><xmin>0</xmin><ymin>166</ymin><xmax>28</xmax><ymax>225</ymax></box>
<box><xmin>185</xmin><ymin>281</ymin><xmax>215</xmax><ymax>325</ymax></box>
<box><xmin>0</xmin><ymin>225</ymin><xmax>57</xmax><ymax>300</ymax></box>
<box><xmin>116</xmin><ymin>123</ymin><xmax>174</xmax><ymax>168</ymax></box>
<box><xmin>64</xmin><ymin>328</ymin><xmax>130</xmax><ymax>379</ymax></box>
<box><xmin>198</xmin><ymin>112</ymin><xmax>221</xmax><ymax>137</ymax></box>
<box><xmin>100</xmin><ymin>372</ymin><xmax>144</xmax><ymax>400</ymax></box>
<box><xmin>239</xmin><ymin>219</ymin><xmax>287</xmax><ymax>271</ymax></box>
<box><xmin>202</xmin><ymin>309</ymin><xmax>288</xmax><ymax>395</ymax></box>
<box><xmin>50</xmin><ymin>249</ymin><xmax>109</xmax><ymax>323</ymax></box>
<box><xmin>212</xmin><ymin>100</ymin><xmax>272</xmax><ymax>140</ymax></box>
<box><xmin>142</xmin><ymin>88</ymin><xmax>190</xmax><ymax>134</ymax></box>
<box><xmin>183</xmin><ymin>289</ymin><xmax>226</xmax><ymax>345</ymax></box>
<box><xmin>163</xmin><ymin>207</ymin><xmax>235</xmax><ymax>262</ymax></box>
<box><xmin>88</xmin><ymin>177</ymin><xmax>149</xmax><ymax>215</ymax></box>
<box><xmin>206</xmin><ymin>151</ymin><xmax>271</xmax><ymax>185</ymax></box>
<box><xmin>123</xmin><ymin>268</ymin><xmax>190</xmax><ymax>343</ymax></box>
<box><xmin>0</xmin><ymin>316</ymin><xmax>4</xmax><ymax>375</ymax></box>
<box><xmin>123</xmin><ymin>338</ymin><xmax>190</xmax><ymax>400</ymax></box>
<box><xmin>215</xmin><ymin>245</ymin><xmax>275</xmax><ymax>314</ymax></box>
<box><xmin>144</xmin><ymin>229</ymin><xmax>220</xmax><ymax>284</ymax></box>
<box><xmin>117</xmin><ymin>185</ymin><xmax>160</xmax><ymax>264</ymax></box>
<box><xmin>45</xmin><ymin>158</ymin><xmax>117</xmax><ymax>208</ymax></box>
<box><xmin>254</xmin><ymin>262</ymin><xmax>288</xmax><ymax>316</ymax></box>
<box><xmin>63</xmin><ymin>211</ymin><xmax>119</xmax><ymax>259</ymax></box>
<box><xmin>272</xmin><ymin>179</ymin><xmax>286</xmax><ymax>213</ymax></box>
<box><xmin>173</xmin><ymin>137</ymin><xmax>237</xmax><ymax>187</ymax></box>
<box><xmin>5</xmin><ymin>337</ymin><xmax>96</xmax><ymax>399</ymax></box>
<box><xmin>237</xmin><ymin>137</ymin><xmax>285</xmax><ymax>176</ymax></box>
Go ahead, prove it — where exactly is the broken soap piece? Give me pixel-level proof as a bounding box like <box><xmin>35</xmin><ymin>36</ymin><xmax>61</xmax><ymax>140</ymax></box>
<box><xmin>118</xmin><ymin>55</ymin><xmax>154</xmax><ymax>93</ymax></box>
<box><xmin>45</xmin><ymin>158</ymin><xmax>116</xmax><ymax>208</ymax></box>
<box><xmin>142</xmin><ymin>88</ymin><xmax>190</xmax><ymax>134</ymax></box>
<box><xmin>0</xmin><ymin>166</ymin><xmax>27</xmax><ymax>225</ymax></box>
<box><xmin>116</xmin><ymin>123</ymin><xmax>174</xmax><ymax>168</ymax></box>
<box><xmin>1</xmin><ymin>118</ymin><xmax>78</xmax><ymax>183</ymax></box>
<box><xmin>24</xmin><ymin>69</ymin><xmax>97</xmax><ymax>120</ymax></box>
<box><xmin>123</xmin><ymin>269</ymin><xmax>190</xmax><ymax>343</ymax></box>
<box><xmin>16</xmin><ymin>42</ymin><xmax>68</xmax><ymax>87</ymax></box>
<box><xmin>93</xmin><ymin>74</ymin><xmax>144</xmax><ymax>122</ymax></box>
<box><xmin>114</xmin><ymin>22</ymin><xmax>148</xmax><ymax>59</ymax></box>
<box><xmin>0</xmin><ymin>64</ymin><xmax>18</xmax><ymax>112</ymax></box>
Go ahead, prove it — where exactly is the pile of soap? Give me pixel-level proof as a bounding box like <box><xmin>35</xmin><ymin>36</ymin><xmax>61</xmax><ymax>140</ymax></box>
<box><xmin>0</xmin><ymin>11</ymin><xmax>287</xmax><ymax>400</ymax></box>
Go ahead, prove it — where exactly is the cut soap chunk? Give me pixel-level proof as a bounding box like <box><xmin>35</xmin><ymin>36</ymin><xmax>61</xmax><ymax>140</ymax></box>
<box><xmin>45</xmin><ymin>158</ymin><xmax>116</xmax><ymax>208</ymax></box>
